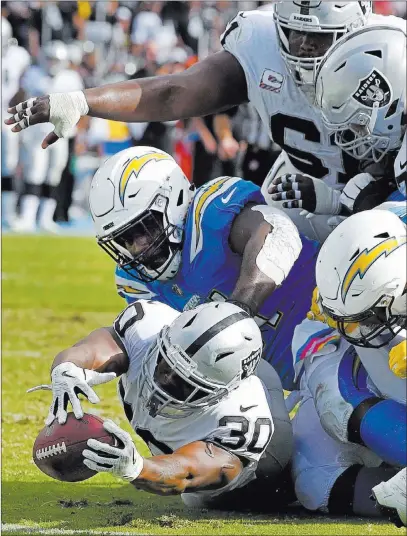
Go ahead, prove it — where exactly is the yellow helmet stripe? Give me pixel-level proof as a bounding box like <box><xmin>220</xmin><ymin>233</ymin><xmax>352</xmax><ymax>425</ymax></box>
<box><xmin>119</xmin><ymin>152</ymin><xmax>172</xmax><ymax>206</ymax></box>
<box><xmin>194</xmin><ymin>178</ymin><xmax>229</xmax><ymax>249</ymax></box>
<box><xmin>341</xmin><ymin>236</ymin><xmax>407</xmax><ymax>303</ymax></box>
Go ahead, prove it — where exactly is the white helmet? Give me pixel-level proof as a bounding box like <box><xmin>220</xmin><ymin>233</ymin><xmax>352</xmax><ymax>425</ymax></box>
<box><xmin>89</xmin><ymin>146</ymin><xmax>193</xmax><ymax>282</ymax></box>
<box><xmin>43</xmin><ymin>40</ymin><xmax>69</xmax><ymax>76</ymax></box>
<box><xmin>316</xmin><ymin>210</ymin><xmax>407</xmax><ymax>348</ymax></box>
<box><xmin>316</xmin><ymin>25</ymin><xmax>406</xmax><ymax>163</ymax></box>
<box><xmin>140</xmin><ymin>302</ymin><xmax>263</xmax><ymax>418</ymax></box>
<box><xmin>2</xmin><ymin>17</ymin><xmax>12</xmax><ymax>55</ymax></box>
<box><xmin>274</xmin><ymin>1</ymin><xmax>371</xmax><ymax>86</ymax></box>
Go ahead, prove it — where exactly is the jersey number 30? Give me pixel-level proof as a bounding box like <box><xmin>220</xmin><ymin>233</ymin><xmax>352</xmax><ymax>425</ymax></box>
<box><xmin>214</xmin><ymin>416</ymin><xmax>273</xmax><ymax>454</ymax></box>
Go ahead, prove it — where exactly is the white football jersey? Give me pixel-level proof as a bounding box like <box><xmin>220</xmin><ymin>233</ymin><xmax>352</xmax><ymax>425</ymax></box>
<box><xmin>221</xmin><ymin>10</ymin><xmax>406</xmax><ymax>187</ymax></box>
<box><xmin>292</xmin><ymin>318</ymin><xmax>406</xmax><ymax>404</ymax></box>
<box><xmin>2</xmin><ymin>44</ymin><xmax>30</xmax><ymax>112</ymax></box>
<box><xmin>114</xmin><ymin>299</ymin><xmax>275</xmax><ymax>498</ymax></box>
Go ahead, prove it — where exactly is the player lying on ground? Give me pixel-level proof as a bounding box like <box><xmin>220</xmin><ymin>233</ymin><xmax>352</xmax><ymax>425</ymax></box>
<box><xmin>31</xmin><ymin>301</ymin><xmax>293</xmax><ymax>510</ymax></box>
<box><xmin>89</xmin><ymin>145</ymin><xmax>318</xmax><ymax>391</ymax></box>
<box><xmin>8</xmin><ymin>2</ymin><xmax>406</xmax><ymax>243</ymax></box>
<box><xmin>270</xmin><ymin>25</ymin><xmax>406</xmax><ymax>224</ymax></box>
<box><xmin>291</xmin><ymin>209</ymin><xmax>406</xmax><ymax>527</ymax></box>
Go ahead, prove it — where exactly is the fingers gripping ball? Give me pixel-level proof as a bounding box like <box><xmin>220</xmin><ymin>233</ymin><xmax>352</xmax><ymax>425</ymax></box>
<box><xmin>33</xmin><ymin>413</ymin><xmax>116</xmax><ymax>482</ymax></box>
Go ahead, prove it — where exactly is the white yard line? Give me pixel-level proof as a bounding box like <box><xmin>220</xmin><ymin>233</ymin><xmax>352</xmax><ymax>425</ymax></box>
<box><xmin>1</xmin><ymin>525</ymin><xmax>145</xmax><ymax>536</ymax></box>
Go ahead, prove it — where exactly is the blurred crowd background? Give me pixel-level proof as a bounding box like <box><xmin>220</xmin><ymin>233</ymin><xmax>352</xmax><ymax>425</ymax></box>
<box><xmin>2</xmin><ymin>1</ymin><xmax>407</xmax><ymax>233</ymax></box>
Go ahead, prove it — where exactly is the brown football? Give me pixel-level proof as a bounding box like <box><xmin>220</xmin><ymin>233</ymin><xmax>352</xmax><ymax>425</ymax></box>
<box><xmin>33</xmin><ymin>412</ymin><xmax>116</xmax><ymax>482</ymax></box>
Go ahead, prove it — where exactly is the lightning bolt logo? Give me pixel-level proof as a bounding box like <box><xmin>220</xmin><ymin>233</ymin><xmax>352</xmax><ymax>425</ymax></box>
<box><xmin>116</xmin><ymin>284</ymin><xmax>150</xmax><ymax>296</ymax></box>
<box><xmin>193</xmin><ymin>177</ymin><xmax>229</xmax><ymax>250</ymax></box>
<box><xmin>119</xmin><ymin>152</ymin><xmax>172</xmax><ymax>206</ymax></box>
<box><xmin>341</xmin><ymin>236</ymin><xmax>406</xmax><ymax>303</ymax></box>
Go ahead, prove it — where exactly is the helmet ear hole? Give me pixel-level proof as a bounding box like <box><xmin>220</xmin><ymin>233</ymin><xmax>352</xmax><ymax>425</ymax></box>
<box><xmin>374</xmin><ymin>232</ymin><xmax>390</xmax><ymax>239</ymax></box>
<box><xmin>176</xmin><ymin>190</ymin><xmax>184</xmax><ymax>206</ymax></box>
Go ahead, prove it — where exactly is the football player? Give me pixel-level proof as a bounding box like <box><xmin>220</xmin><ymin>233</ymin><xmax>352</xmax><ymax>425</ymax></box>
<box><xmin>12</xmin><ymin>40</ymin><xmax>84</xmax><ymax>233</ymax></box>
<box><xmin>89</xmin><ymin>145</ymin><xmax>319</xmax><ymax>391</ymax></box>
<box><xmin>291</xmin><ymin>209</ymin><xmax>406</xmax><ymax>526</ymax></box>
<box><xmin>1</xmin><ymin>17</ymin><xmax>30</xmax><ymax>227</ymax></box>
<box><xmin>30</xmin><ymin>300</ymin><xmax>293</xmax><ymax>510</ymax></box>
<box><xmin>6</xmin><ymin>2</ymin><xmax>406</xmax><ymax>241</ymax></box>
<box><xmin>271</xmin><ymin>25</ymin><xmax>406</xmax><ymax>222</ymax></box>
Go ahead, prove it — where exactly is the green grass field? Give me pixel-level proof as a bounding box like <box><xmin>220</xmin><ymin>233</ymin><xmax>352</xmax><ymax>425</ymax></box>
<box><xmin>1</xmin><ymin>235</ymin><xmax>402</xmax><ymax>535</ymax></box>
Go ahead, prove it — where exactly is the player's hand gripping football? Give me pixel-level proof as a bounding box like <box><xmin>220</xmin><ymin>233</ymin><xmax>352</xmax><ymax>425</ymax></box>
<box><xmin>5</xmin><ymin>91</ymin><xmax>89</xmax><ymax>148</ymax></box>
<box><xmin>269</xmin><ymin>173</ymin><xmax>342</xmax><ymax>215</ymax></box>
<box><xmin>27</xmin><ymin>362</ymin><xmax>116</xmax><ymax>425</ymax></box>
<box><xmin>83</xmin><ymin>420</ymin><xmax>143</xmax><ymax>482</ymax></box>
<box><xmin>388</xmin><ymin>340</ymin><xmax>407</xmax><ymax>379</ymax></box>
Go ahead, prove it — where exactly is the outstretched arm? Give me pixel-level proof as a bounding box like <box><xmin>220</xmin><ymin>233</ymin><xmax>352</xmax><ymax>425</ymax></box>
<box><xmin>83</xmin><ymin>422</ymin><xmax>243</xmax><ymax>496</ymax></box>
<box><xmin>134</xmin><ymin>441</ymin><xmax>242</xmax><ymax>496</ymax></box>
<box><xmin>5</xmin><ymin>51</ymin><xmax>247</xmax><ymax>148</ymax></box>
<box><xmin>51</xmin><ymin>326</ymin><xmax>128</xmax><ymax>375</ymax></box>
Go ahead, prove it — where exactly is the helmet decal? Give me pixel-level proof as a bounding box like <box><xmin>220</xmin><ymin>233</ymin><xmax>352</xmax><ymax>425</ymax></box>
<box><xmin>352</xmin><ymin>69</ymin><xmax>392</xmax><ymax>108</ymax></box>
<box><xmin>193</xmin><ymin>177</ymin><xmax>230</xmax><ymax>251</ymax></box>
<box><xmin>341</xmin><ymin>236</ymin><xmax>407</xmax><ymax>303</ymax></box>
<box><xmin>119</xmin><ymin>152</ymin><xmax>172</xmax><ymax>206</ymax></box>
<box><xmin>293</xmin><ymin>1</ymin><xmax>321</xmax><ymax>14</ymax></box>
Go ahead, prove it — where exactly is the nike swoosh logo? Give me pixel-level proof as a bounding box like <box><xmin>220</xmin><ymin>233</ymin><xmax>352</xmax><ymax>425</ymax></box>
<box><xmin>221</xmin><ymin>188</ymin><xmax>236</xmax><ymax>204</ymax></box>
<box><xmin>399</xmin><ymin>161</ymin><xmax>407</xmax><ymax>171</ymax></box>
<box><xmin>240</xmin><ymin>404</ymin><xmax>257</xmax><ymax>412</ymax></box>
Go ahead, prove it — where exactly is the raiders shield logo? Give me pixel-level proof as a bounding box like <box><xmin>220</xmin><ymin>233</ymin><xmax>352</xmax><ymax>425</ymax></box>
<box><xmin>352</xmin><ymin>69</ymin><xmax>391</xmax><ymax>108</ymax></box>
<box><xmin>241</xmin><ymin>349</ymin><xmax>261</xmax><ymax>380</ymax></box>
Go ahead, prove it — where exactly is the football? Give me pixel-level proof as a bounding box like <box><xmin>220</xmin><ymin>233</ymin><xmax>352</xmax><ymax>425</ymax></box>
<box><xmin>33</xmin><ymin>412</ymin><xmax>116</xmax><ymax>482</ymax></box>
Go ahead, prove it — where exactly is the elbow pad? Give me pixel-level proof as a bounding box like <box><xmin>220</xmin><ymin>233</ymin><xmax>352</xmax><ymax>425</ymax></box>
<box><xmin>251</xmin><ymin>205</ymin><xmax>302</xmax><ymax>286</ymax></box>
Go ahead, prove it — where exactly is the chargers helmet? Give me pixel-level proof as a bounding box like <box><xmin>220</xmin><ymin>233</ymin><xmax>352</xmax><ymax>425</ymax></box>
<box><xmin>316</xmin><ymin>210</ymin><xmax>407</xmax><ymax>348</ymax></box>
<box><xmin>140</xmin><ymin>302</ymin><xmax>263</xmax><ymax>418</ymax></box>
<box><xmin>89</xmin><ymin>146</ymin><xmax>193</xmax><ymax>282</ymax></box>
<box><xmin>274</xmin><ymin>1</ymin><xmax>371</xmax><ymax>86</ymax></box>
<box><xmin>316</xmin><ymin>25</ymin><xmax>406</xmax><ymax>163</ymax></box>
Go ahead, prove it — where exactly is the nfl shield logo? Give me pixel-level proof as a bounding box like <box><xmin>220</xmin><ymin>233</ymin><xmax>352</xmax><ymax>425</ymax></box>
<box><xmin>352</xmin><ymin>69</ymin><xmax>391</xmax><ymax>108</ymax></box>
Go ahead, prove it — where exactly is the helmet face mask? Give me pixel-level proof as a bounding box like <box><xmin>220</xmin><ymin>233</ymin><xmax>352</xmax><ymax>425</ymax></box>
<box><xmin>323</xmin><ymin>296</ymin><xmax>406</xmax><ymax>348</ymax></box>
<box><xmin>98</xmin><ymin>197</ymin><xmax>181</xmax><ymax>282</ymax></box>
<box><xmin>140</xmin><ymin>329</ymin><xmax>230</xmax><ymax>419</ymax></box>
<box><xmin>273</xmin><ymin>1</ymin><xmax>371</xmax><ymax>87</ymax></box>
<box><xmin>138</xmin><ymin>302</ymin><xmax>263</xmax><ymax>419</ymax></box>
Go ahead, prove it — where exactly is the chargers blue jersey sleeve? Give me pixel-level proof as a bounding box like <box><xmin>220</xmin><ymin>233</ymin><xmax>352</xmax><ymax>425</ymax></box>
<box><xmin>114</xmin><ymin>176</ymin><xmax>319</xmax><ymax>390</ymax></box>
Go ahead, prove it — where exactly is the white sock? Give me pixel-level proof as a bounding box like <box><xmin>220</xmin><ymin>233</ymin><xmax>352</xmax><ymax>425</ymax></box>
<box><xmin>2</xmin><ymin>191</ymin><xmax>18</xmax><ymax>223</ymax></box>
<box><xmin>39</xmin><ymin>198</ymin><xmax>57</xmax><ymax>226</ymax></box>
<box><xmin>20</xmin><ymin>195</ymin><xmax>40</xmax><ymax>226</ymax></box>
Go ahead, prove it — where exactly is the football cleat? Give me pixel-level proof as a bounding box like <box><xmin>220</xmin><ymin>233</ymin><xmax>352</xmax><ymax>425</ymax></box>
<box><xmin>372</xmin><ymin>468</ymin><xmax>406</xmax><ymax>528</ymax></box>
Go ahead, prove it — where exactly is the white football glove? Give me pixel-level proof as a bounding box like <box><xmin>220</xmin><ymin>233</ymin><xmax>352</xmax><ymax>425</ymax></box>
<box><xmin>27</xmin><ymin>362</ymin><xmax>116</xmax><ymax>425</ymax></box>
<box><xmin>83</xmin><ymin>420</ymin><xmax>144</xmax><ymax>482</ymax></box>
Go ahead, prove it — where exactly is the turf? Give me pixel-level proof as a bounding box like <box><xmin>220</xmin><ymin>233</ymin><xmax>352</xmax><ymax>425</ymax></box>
<box><xmin>1</xmin><ymin>235</ymin><xmax>402</xmax><ymax>535</ymax></box>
